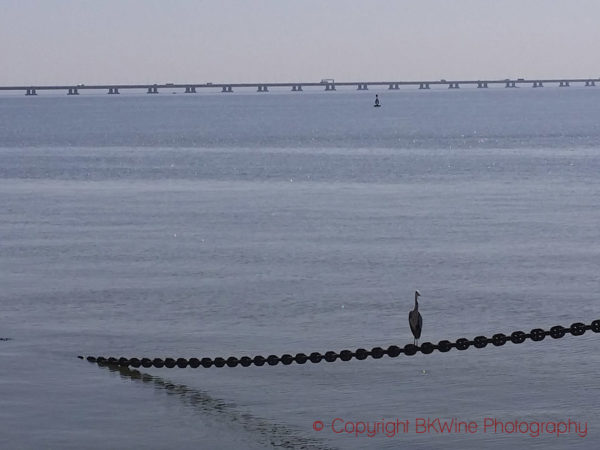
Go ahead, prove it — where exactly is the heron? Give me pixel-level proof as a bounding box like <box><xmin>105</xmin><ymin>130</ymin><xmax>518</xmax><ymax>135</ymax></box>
<box><xmin>408</xmin><ymin>290</ymin><xmax>422</xmax><ymax>346</ymax></box>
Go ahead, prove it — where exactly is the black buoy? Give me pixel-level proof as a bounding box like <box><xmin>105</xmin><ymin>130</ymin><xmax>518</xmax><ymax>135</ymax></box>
<box><xmin>374</xmin><ymin>94</ymin><xmax>381</xmax><ymax>107</ymax></box>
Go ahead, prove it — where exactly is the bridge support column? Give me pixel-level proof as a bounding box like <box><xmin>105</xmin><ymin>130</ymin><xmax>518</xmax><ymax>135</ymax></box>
<box><xmin>25</xmin><ymin>88</ymin><xmax>37</xmax><ymax>96</ymax></box>
<box><xmin>147</xmin><ymin>86</ymin><xmax>159</xmax><ymax>94</ymax></box>
<box><xmin>357</xmin><ymin>83</ymin><xmax>368</xmax><ymax>90</ymax></box>
<box><xmin>533</xmin><ymin>81</ymin><xmax>543</xmax><ymax>88</ymax></box>
<box><xmin>559</xmin><ymin>81</ymin><xmax>570</xmax><ymax>87</ymax></box>
<box><xmin>388</xmin><ymin>83</ymin><xmax>399</xmax><ymax>90</ymax></box>
<box><xmin>325</xmin><ymin>84</ymin><xmax>336</xmax><ymax>91</ymax></box>
<box><xmin>222</xmin><ymin>86</ymin><xmax>233</xmax><ymax>93</ymax></box>
<box><xmin>505</xmin><ymin>81</ymin><xmax>516</xmax><ymax>88</ymax></box>
<box><xmin>292</xmin><ymin>85</ymin><xmax>303</xmax><ymax>91</ymax></box>
<box><xmin>448</xmin><ymin>82</ymin><xmax>460</xmax><ymax>89</ymax></box>
<box><xmin>419</xmin><ymin>83</ymin><xmax>430</xmax><ymax>89</ymax></box>
<box><xmin>477</xmin><ymin>82</ymin><xmax>488</xmax><ymax>88</ymax></box>
<box><xmin>108</xmin><ymin>88</ymin><xmax>120</xmax><ymax>94</ymax></box>
<box><xmin>585</xmin><ymin>80</ymin><xmax>596</xmax><ymax>87</ymax></box>
<box><xmin>257</xmin><ymin>85</ymin><xmax>269</xmax><ymax>92</ymax></box>
<box><xmin>67</xmin><ymin>88</ymin><xmax>79</xmax><ymax>95</ymax></box>
<box><xmin>185</xmin><ymin>86</ymin><xmax>197</xmax><ymax>93</ymax></box>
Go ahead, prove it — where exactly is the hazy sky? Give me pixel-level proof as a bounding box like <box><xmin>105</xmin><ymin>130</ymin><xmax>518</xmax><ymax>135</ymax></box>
<box><xmin>1</xmin><ymin>0</ymin><xmax>599</xmax><ymax>85</ymax></box>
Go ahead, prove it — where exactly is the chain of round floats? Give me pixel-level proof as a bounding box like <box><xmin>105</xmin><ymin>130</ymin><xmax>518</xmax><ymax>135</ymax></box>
<box><xmin>79</xmin><ymin>320</ymin><xmax>600</xmax><ymax>369</ymax></box>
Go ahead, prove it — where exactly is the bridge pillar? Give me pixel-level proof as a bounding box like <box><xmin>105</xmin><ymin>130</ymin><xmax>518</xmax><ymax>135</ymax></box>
<box><xmin>147</xmin><ymin>86</ymin><xmax>159</xmax><ymax>94</ymax></box>
<box><xmin>257</xmin><ymin>85</ymin><xmax>269</xmax><ymax>92</ymax></box>
<box><xmin>419</xmin><ymin>83</ymin><xmax>429</xmax><ymax>89</ymax></box>
<box><xmin>388</xmin><ymin>83</ymin><xmax>399</xmax><ymax>90</ymax></box>
<box><xmin>533</xmin><ymin>81</ymin><xmax>543</xmax><ymax>88</ymax></box>
<box><xmin>325</xmin><ymin>83</ymin><xmax>336</xmax><ymax>91</ymax></box>
<box><xmin>357</xmin><ymin>83</ymin><xmax>368</xmax><ymax>90</ymax></box>
<box><xmin>222</xmin><ymin>85</ymin><xmax>233</xmax><ymax>93</ymax></box>
<box><xmin>477</xmin><ymin>82</ymin><xmax>488</xmax><ymax>88</ymax></box>
<box><xmin>25</xmin><ymin>88</ymin><xmax>37</xmax><ymax>96</ymax></box>
<box><xmin>559</xmin><ymin>81</ymin><xmax>570</xmax><ymax>87</ymax></box>
<box><xmin>185</xmin><ymin>86</ymin><xmax>197</xmax><ymax>93</ymax></box>
<box><xmin>108</xmin><ymin>88</ymin><xmax>120</xmax><ymax>94</ymax></box>
<box><xmin>448</xmin><ymin>82</ymin><xmax>460</xmax><ymax>89</ymax></box>
<box><xmin>67</xmin><ymin>88</ymin><xmax>79</xmax><ymax>95</ymax></box>
<box><xmin>585</xmin><ymin>80</ymin><xmax>596</xmax><ymax>87</ymax></box>
<box><xmin>505</xmin><ymin>81</ymin><xmax>516</xmax><ymax>88</ymax></box>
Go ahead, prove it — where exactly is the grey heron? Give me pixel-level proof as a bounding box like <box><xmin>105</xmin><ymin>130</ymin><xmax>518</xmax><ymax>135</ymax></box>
<box><xmin>408</xmin><ymin>290</ymin><xmax>422</xmax><ymax>346</ymax></box>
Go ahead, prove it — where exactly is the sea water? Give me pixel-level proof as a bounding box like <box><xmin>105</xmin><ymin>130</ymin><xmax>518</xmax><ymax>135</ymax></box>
<box><xmin>1</xmin><ymin>88</ymin><xmax>600</xmax><ymax>449</ymax></box>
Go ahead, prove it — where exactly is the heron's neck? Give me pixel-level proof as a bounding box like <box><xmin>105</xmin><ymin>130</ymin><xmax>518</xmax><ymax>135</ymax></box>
<box><xmin>414</xmin><ymin>297</ymin><xmax>419</xmax><ymax>310</ymax></box>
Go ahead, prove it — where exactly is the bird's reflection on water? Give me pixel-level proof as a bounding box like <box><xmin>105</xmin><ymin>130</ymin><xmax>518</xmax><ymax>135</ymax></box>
<box><xmin>103</xmin><ymin>364</ymin><xmax>334</xmax><ymax>450</ymax></box>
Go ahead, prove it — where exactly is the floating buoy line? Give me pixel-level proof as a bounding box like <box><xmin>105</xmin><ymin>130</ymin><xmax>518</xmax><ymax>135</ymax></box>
<box><xmin>79</xmin><ymin>319</ymin><xmax>599</xmax><ymax>369</ymax></box>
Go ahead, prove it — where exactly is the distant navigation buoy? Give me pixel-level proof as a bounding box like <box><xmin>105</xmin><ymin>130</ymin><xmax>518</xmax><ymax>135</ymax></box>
<box><xmin>374</xmin><ymin>94</ymin><xmax>381</xmax><ymax>107</ymax></box>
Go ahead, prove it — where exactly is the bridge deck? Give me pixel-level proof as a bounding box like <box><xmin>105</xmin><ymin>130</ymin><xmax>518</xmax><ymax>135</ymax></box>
<box><xmin>1</xmin><ymin>78</ymin><xmax>598</xmax><ymax>92</ymax></box>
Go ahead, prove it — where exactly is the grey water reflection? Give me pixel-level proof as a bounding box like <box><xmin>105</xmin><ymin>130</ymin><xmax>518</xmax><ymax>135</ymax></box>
<box><xmin>104</xmin><ymin>364</ymin><xmax>334</xmax><ymax>450</ymax></box>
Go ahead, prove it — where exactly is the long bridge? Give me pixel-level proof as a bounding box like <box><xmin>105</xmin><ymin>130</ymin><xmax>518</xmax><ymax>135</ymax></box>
<box><xmin>1</xmin><ymin>77</ymin><xmax>598</xmax><ymax>96</ymax></box>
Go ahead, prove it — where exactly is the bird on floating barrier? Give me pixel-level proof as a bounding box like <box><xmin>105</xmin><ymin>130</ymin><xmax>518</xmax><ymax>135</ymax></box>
<box><xmin>409</xmin><ymin>290</ymin><xmax>422</xmax><ymax>346</ymax></box>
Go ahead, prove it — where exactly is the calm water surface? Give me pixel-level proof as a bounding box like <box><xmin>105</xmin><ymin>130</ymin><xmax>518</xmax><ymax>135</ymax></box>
<box><xmin>1</xmin><ymin>88</ymin><xmax>600</xmax><ymax>449</ymax></box>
